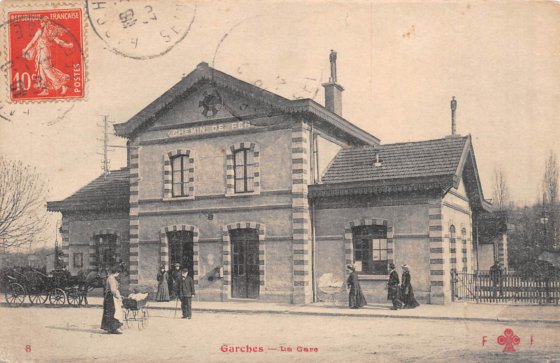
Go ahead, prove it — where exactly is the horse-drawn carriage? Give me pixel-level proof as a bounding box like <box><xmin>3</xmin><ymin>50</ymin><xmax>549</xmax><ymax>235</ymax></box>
<box><xmin>1</xmin><ymin>268</ymin><xmax>88</xmax><ymax>307</ymax></box>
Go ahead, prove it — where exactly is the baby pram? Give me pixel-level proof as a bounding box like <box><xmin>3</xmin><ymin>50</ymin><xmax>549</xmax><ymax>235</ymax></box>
<box><xmin>122</xmin><ymin>293</ymin><xmax>149</xmax><ymax>330</ymax></box>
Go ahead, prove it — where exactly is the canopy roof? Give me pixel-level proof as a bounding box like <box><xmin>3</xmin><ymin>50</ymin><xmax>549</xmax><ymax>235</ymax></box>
<box><xmin>47</xmin><ymin>168</ymin><xmax>129</xmax><ymax>213</ymax></box>
<box><xmin>310</xmin><ymin>135</ymin><xmax>490</xmax><ymax>212</ymax></box>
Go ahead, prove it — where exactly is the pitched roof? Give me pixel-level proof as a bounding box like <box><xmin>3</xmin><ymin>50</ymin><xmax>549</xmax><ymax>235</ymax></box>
<box><xmin>113</xmin><ymin>62</ymin><xmax>379</xmax><ymax>145</ymax></box>
<box><xmin>310</xmin><ymin>135</ymin><xmax>490</xmax><ymax>212</ymax></box>
<box><xmin>47</xmin><ymin>168</ymin><xmax>130</xmax><ymax>212</ymax></box>
<box><xmin>322</xmin><ymin>136</ymin><xmax>468</xmax><ymax>184</ymax></box>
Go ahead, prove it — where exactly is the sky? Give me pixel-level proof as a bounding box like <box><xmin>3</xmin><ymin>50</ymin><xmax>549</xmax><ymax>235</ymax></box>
<box><xmin>0</xmin><ymin>0</ymin><xmax>559</xmax><ymax>247</ymax></box>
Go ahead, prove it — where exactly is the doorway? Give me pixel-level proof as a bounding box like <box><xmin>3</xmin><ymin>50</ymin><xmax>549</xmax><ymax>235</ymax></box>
<box><xmin>167</xmin><ymin>231</ymin><xmax>194</xmax><ymax>275</ymax></box>
<box><xmin>230</xmin><ymin>228</ymin><xmax>259</xmax><ymax>299</ymax></box>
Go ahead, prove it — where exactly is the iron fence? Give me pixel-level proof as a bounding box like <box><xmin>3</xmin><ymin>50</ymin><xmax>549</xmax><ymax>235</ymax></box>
<box><xmin>452</xmin><ymin>271</ymin><xmax>560</xmax><ymax>304</ymax></box>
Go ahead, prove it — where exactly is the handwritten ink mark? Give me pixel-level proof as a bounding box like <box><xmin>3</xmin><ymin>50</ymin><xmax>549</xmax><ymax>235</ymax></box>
<box><xmin>402</xmin><ymin>25</ymin><xmax>415</xmax><ymax>38</ymax></box>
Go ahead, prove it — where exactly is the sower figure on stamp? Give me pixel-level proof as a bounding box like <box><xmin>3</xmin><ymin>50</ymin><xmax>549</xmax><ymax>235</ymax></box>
<box><xmin>100</xmin><ymin>266</ymin><xmax>123</xmax><ymax>334</ymax></box>
<box><xmin>401</xmin><ymin>264</ymin><xmax>419</xmax><ymax>309</ymax></box>
<box><xmin>346</xmin><ymin>264</ymin><xmax>367</xmax><ymax>309</ymax></box>
<box><xmin>177</xmin><ymin>268</ymin><xmax>195</xmax><ymax>319</ymax></box>
<box><xmin>22</xmin><ymin>16</ymin><xmax>73</xmax><ymax>96</ymax></box>
<box><xmin>387</xmin><ymin>263</ymin><xmax>402</xmax><ymax>310</ymax></box>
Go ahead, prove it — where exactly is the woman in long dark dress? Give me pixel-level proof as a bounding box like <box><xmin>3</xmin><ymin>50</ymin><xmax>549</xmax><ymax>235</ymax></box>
<box><xmin>100</xmin><ymin>267</ymin><xmax>123</xmax><ymax>334</ymax></box>
<box><xmin>156</xmin><ymin>265</ymin><xmax>170</xmax><ymax>302</ymax></box>
<box><xmin>401</xmin><ymin>264</ymin><xmax>420</xmax><ymax>309</ymax></box>
<box><xmin>346</xmin><ymin>264</ymin><xmax>367</xmax><ymax>309</ymax></box>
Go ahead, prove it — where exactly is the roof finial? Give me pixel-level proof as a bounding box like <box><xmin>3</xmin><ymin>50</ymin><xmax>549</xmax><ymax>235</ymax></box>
<box><xmin>451</xmin><ymin>96</ymin><xmax>457</xmax><ymax>135</ymax></box>
<box><xmin>329</xmin><ymin>50</ymin><xmax>337</xmax><ymax>83</ymax></box>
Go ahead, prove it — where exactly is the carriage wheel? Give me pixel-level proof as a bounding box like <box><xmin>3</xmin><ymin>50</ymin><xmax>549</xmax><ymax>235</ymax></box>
<box><xmin>5</xmin><ymin>283</ymin><xmax>26</xmax><ymax>306</ymax></box>
<box><xmin>140</xmin><ymin>308</ymin><xmax>149</xmax><ymax>329</ymax></box>
<box><xmin>66</xmin><ymin>289</ymin><xmax>82</xmax><ymax>307</ymax></box>
<box><xmin>48</xmin><ymin>288</ymin><xmax>66</xmax><ymax>305</ymax></box>
<box><xmin>28</xmin><ymin>290</ymin><xmax>49</xmax><ymax>305</ymax></box>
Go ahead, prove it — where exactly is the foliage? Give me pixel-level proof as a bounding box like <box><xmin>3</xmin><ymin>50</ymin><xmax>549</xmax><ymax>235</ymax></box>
<box><xmin>492</xmin><ymin>166</ymin><xmax>510</xmax><ymax>211</ymax></box>
<box><xmin>516</xmin><ymin>259</ymin><xmax>560</xmax><ymax>280</ymax></box>
<box><xmin>0</xmin><ymin>155</ymin><xmax>49</xmax><ymax>249</ymax></box>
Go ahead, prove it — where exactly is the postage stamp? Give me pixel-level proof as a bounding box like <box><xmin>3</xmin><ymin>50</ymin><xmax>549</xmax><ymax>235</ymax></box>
<box><xmin>6</xmin><ymin>8</ymin><xmax>85</xmax><ymax>102</ymax></box>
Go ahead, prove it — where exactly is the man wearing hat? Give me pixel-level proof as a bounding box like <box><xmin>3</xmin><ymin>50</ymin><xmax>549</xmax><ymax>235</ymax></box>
<box><xmin>177</xmin><ymin>267</ymin><xmax>195</xmax><ymax>319</ymax></box>
<box><xmin>170</xmin><ymin>263</ymin><xmax>182</xmax><ymax>299</ymax></box>
<box><xmin>387</xmin><ymin>263</ymin><xmax>402</xmax><ymax>310</ymax></box>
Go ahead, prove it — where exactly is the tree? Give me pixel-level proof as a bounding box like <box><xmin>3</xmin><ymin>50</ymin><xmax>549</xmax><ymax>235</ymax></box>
<box><xmin>543</xmin><ymin>151</ymin><xmax>558</xmax><ymax>207</ymax></box>
<box><xmin>0</xmin><ymin>155</ymin><xmax>48</xmax><ymax>250</ymax></box>
<box><xmin>492</xmin><ymin>166</ymin><xmax>510</xmax><ymax>211</ymax></box>
<box><xmin>542</xmin><ymin>151</ymin><xmax>559</xmax><ymax>249</ymax></box>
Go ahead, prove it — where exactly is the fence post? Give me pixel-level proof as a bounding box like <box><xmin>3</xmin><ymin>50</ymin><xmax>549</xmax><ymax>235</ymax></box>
<box><xmin>545</xmin><ymin>278</ymin><xmax>550</xmax><ymax>304</ymax></box>
<box><xmin>475</xmin><ymin>272</ymin><xmax>479</xmax><ymax>303</ymax></box>
<box><xmin>451</xmin><ymin>269</ymin><xmax>456</xmax><ymax>302</ymax></box>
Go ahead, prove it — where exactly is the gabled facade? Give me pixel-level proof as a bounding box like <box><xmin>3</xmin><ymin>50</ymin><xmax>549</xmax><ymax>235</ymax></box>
<box><xmin>50</xmin><ymin>62</ymin><xmax>378</xmax><ymax>304</ymax></box>
<box><xmin>309</xmin><ymin>136</ymin><xmax>495</xmax><ymax>304</ymax></box>
<box><xmin>47</xmin><ymin>169</ymin><xmax>130</xmax><ymax>281</ymax></box>
<box><xmin>48</xmin><ymin>61</ymin><xmax>501</xmax><ymax>305</ymax></box>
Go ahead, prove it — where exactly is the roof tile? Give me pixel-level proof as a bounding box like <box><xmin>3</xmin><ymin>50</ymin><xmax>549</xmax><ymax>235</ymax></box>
<box><xmin>47</xmin><ymin>168</ymin><xmax>129</xmax><ymax>212</ymax></box>
<box><xmin>322</xmin><ymin>136</ymin><xmax>468</xmax><ymax>184</ymax></box>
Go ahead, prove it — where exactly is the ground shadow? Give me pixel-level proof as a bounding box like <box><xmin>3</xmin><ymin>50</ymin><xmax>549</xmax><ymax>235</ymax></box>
<box><xmin>45</xmin><ymin>325</ymin><xmax>106</xmax><ymax>335</ymax></box>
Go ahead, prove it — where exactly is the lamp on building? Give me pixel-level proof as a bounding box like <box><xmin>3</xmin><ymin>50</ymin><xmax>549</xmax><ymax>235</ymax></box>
<box><xmin>200</xmin><ymin>211</ymin><xmax>213</xmax><ymax>220</ymax></box>
<box><xmin>373</xmin><ymin>153</ymin><xmax>382</xmax><ymax>167</ymax></box>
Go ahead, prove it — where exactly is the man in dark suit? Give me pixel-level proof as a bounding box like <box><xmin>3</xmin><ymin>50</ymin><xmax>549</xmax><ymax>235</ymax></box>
<box><xmin>387</xmin><ymin>263</ymin><xmax>402</xmax><ymax>310</ymax></box>
<box><xmin>170</xmin><ymin>263</ymin><xmax>181</xmax><ymax>299</ymax></box>
<box><xmin>489</xmin><ymin>260</ymin><xmax>503</xmax><ymax>299</ymax></box>
<box><xmin>177</xmin><ymin>267</ymin><xmax>195</xmax><ymax>319</ymax></box>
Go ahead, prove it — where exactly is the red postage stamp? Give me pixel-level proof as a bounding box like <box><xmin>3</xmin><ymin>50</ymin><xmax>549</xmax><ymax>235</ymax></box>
<box><xmin>7</xmin><ymin>8</ymin><xmax>85</xmax><ymax>102</ymax></box>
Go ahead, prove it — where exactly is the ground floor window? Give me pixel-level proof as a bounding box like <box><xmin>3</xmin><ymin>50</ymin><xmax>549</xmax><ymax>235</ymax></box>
<box><xmin>73</xmin><ymin>253</ymin><xmax>83</xmax><ymax>268</ymax></box>
<box><xmin>168</xmin><ymin>231</ymin><xmax>194</xmax><ymax>275</ymax></box>
<box><xmin>95</xmin><ymin>234</ymin><xmax>117</xmax><ymax>272</ymax></box>
<box><xmin>352</xmin><ymin>225</ymin><xmax>388</xmax><ymax>274</ymax></box>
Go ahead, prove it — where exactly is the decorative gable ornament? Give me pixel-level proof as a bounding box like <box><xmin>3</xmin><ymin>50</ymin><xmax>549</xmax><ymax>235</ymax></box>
<box><xmin>199</xmin><ymin>89</ymin><xmax>223</xmax><ymax>117</ymax></box>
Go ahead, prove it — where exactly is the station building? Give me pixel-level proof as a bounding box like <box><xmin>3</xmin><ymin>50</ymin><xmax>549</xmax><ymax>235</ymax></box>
<box><xmin>47</xmin><ymin>57</ymin><xmax>507</xmax><ymax>304</ymax></box>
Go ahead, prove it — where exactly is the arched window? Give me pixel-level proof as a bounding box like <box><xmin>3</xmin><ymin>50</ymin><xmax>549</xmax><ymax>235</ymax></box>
<box><xmin>95</xmin><ymin>234</ymin><xmax>117</xmax><ymax>272</ymax></box>
<box><xmin>226</xmin><ymin>142</ymin><xmax>260</xmax><ymax>196</ymax></box>
<box><xmin>352</xmin><ymin>224</ymin><xmax>388</xmax><ymax>275</ymax></box>
<box><xmin>163</xmin><ymin>150</ymin><xmax>194</xmax><ymax>199</ymax></box>
<box><xmin>449</xmin><ymin>225</ymin><xmax>456</xmax><ymax>271</ymax></box>
<box><xmin>461</xmin><ymin>227</ymin><xmax>468</xmax><ymax>272</ymax></box>
<box><xmin>171</xmin><ymin>154</ymin><xmax>190</xmax><ymax>197</ymax></box>
<box><xmin>234</xmin><ymin>147</ymin><xmax>255</xmax><ymax>193</ymax></box>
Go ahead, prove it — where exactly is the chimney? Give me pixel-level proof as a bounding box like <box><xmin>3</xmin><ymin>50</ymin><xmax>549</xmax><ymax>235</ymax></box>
<box><xmin>451</xmin><ymin>96</ymin><xmax>457</xmax><ymax>135</ymax></box>
<box><xmin>322</xmin><ymin>50</ymin><xmax>344</xmax><ymax>116</ymax></box>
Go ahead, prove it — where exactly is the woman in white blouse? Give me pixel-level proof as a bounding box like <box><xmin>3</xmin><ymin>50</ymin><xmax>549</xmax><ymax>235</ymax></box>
<box><xmin>100</xmin><ymin>266</ymin><xmax>123</xmax><ymax>334</ymax></box>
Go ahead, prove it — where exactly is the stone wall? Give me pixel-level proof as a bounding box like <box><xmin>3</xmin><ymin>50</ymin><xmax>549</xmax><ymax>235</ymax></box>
<box><xmin>313</xmin><ymin>196</ymin><xmax>433</xmax><ymax>304</ymax></box>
